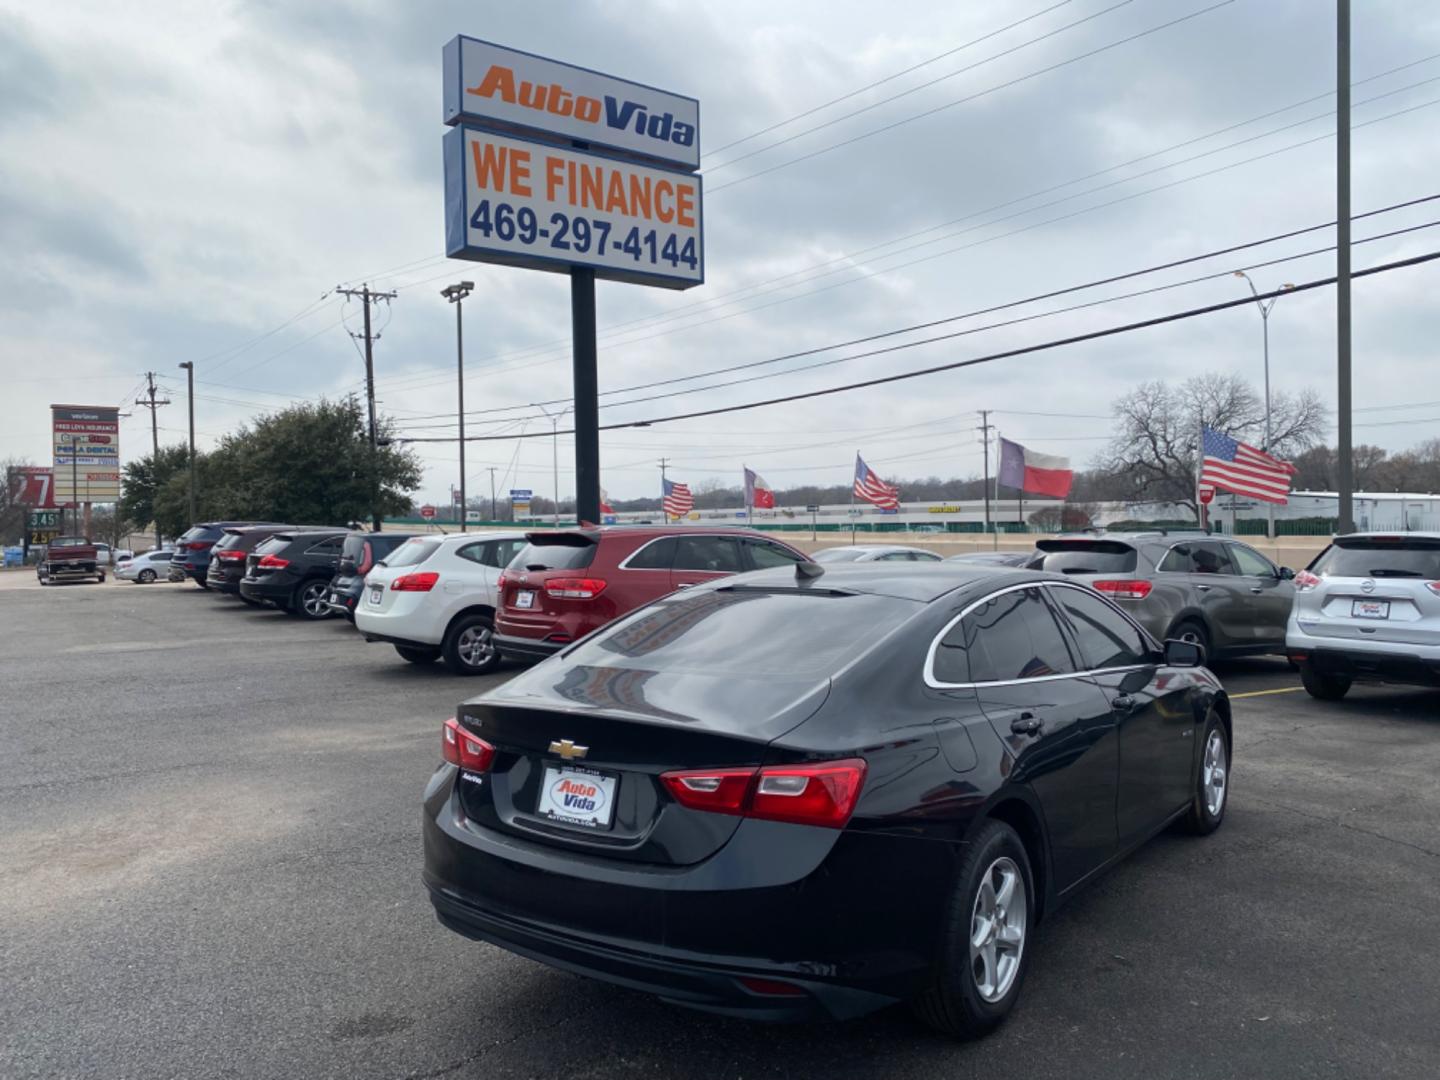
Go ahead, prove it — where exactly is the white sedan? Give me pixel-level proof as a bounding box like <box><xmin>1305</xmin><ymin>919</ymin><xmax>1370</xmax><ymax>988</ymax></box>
<box><xmin>116</xmin><ymin>549</ymin><xmax>175</xmax><ymax>583</ymax></box>
<box><xmin>811</xmin><ymin>544</ymin><xmax>943</xmax><ymax>563</ymax></box>
<box><xmin>355</xmin><ymin>531</ymin><xmax>528</xmax><ymax>675</ymax></box>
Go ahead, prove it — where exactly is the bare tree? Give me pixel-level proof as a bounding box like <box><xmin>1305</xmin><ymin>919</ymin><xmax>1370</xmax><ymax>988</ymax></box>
<box><xmin>1098</xmin><ymin>374</ymin><xmax>1327</xmax><ymax>519</ymax></box>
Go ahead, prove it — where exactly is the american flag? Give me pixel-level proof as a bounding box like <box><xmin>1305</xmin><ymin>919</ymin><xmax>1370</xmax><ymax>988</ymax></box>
<box><xmin>853</xmin><ymin>453</ymin><xmax>900</xmax><ymax>510</ymax></box>
<box><xmin>662</xmin><ymin>478</ymin><xmax>693</xmax><ymax>518</ymax></box>
<box><xmin>1199</xmin><ymin>426</ymin><xmax>1295</xmax><ymax>505</ymax></box>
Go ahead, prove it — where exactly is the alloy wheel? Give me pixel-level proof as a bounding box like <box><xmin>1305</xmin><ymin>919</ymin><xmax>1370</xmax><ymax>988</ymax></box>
<box><xmin>970</xmin><ymin>856</ymin><xmax>1027</xmax><ymax>1003</ymax></box>
<box><xmin>302</xmin><ymin>582</ymin><xmax>329</xmax><ymax>617</ymax></box>
<box><xmin>1202</xmin><ymin>729</ymin><xmax>1228</xmax><ymax>817</ymax></box>
<box><xmin>456</xmin><ymin>624</ymin><xmax>495</xmax><ymax>668</ymax></box>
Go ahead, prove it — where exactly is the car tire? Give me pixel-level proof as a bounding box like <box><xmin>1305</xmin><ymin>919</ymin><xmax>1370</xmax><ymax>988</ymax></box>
<box><xmin>1170</xmin><ymin>618</ymin><xmax>1211</xmax><ymax>662</ymax></box>
<box><xmin>911</xmin><ymin>819</ymin><xmax>1034</xmax><ymax>1040</ymax></box>
<box><xmin>442</xmin><ymin>613</ymin><xmax>501</xmax><ymax>676</ymax></box>
<box><xmin>291</xmin><ymin>579</ymin><xmax>332</xmax><ymax>620</ymax></box>
<box><xmin>1300</xmin><ymin>665</ymin><xmax>1352</xmax><ymax>701</ymax></box>
<box><xmin>395</xmin><ymin>645</ymin><xmax>441</xmax><ymax>665</ymax></box>
<box><xmin>138</xmin><ymin>569</ymin><xmax>157</xmax><ymax>584</ymax></box>
<box><xmin>97</xmin><ymin>572</ymin><xmax>105</xmax><ymax>583</ymax></box>
<box><xmin>1181</xmin><ymin>710</ymin><xmax>1229</xmax><ymax>836</ymax></box>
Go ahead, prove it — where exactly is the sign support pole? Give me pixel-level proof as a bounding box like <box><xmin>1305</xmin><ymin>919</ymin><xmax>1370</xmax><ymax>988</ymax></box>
<box><xmin>571</xmin><ymin>267</ymin><xmax>600</xmax><ymax>526</ymax></box>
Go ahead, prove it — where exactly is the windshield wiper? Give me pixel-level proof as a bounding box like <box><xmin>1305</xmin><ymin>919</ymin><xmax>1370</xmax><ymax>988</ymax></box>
<box><xmin>1060</xmin><ymin>567</ymin><xmax>1099</xmax><ymax>574</ymax></box>
<box><xmin>1368</xmin><ymin>568</ymin><xmax>1422</xmax><ymax>577</ymax></box>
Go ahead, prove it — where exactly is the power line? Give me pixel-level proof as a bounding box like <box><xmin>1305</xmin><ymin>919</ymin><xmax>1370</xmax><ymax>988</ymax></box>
<box><xmin>705</xmin><ymin>0</ymin><xmax>1078</xmax><ymax>159</ymax></box>
<box><xmin>707</xmin><ymin>0</ymin><xmax>1134</xmax><ymax>172</ymax></box>
<box><xmin>387</xmin><ymin>249</ymin><xmax>1440</xmax><ymax>444</ymax></box>
<box><xmin>707</xmin><ymin>1</ymin><xmax>1235</xmax><ymax>192</ymax></box>
<box><xmin>385</xmin><ymin>193</ymin><xmax>1440</xmax><ymax>425</ymax></box>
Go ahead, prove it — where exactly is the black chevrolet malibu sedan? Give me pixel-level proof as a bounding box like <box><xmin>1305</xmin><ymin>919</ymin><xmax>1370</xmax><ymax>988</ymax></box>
<box><xmin>423</xmin><ymin>563</ymin><xmax>1230</xmax><ymax>1038</ymax></box>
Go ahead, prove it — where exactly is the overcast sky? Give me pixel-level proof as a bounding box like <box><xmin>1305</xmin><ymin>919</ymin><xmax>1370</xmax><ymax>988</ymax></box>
<box><xmin>4</xmin><ymin>0</ymin><xmax>1438</xmax><ymax>504</ymax></box>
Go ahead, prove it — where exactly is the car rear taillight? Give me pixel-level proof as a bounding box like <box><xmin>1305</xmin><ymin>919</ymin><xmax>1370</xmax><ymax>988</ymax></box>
<box><xmin>185</xmin><ymin>541</ymin><xmax>211</xmax><ymax>551</ymax></box>
<box><xmin>215</xmin><ymin>549</ymin><xmax>246</xmax><ymax>562</ymax></box>
<box><xmin>392</xmin><ymin>571</ymin><xmax>439</xmax><ymax>592</ymax></box>
<box><xmin>544</xmin><ymin>577</ymin><xmax>608</xmax><ymax>600</ymax></box>
<box><xmin>357</xmin><ymin>541</ymin><xmax>374</xmax><ymax>575</ymax></box>
<box><xmin>257</xmin><ymin>553</ymin><xmax>290</xmax><ymax>569</ymax></box>
<box><xmin>1294</xmin><ymin>570</ymin><xmax>1322</xmax><ymax>591</ymax></box>
<box><xmin>496</xmin><ymin>572</ymin><xmax>507</xmax><ymax>588</ymax></box>
<box><xmin>441</xmin><ymin>718</ymin><xmax>495</xmax><ymax>772</ymax></box>
<box><xmin>659</xmin><ymin>759</ymin><xmax>867</xmax><ymax>829</ymax></box>
<box><xmin>1092</xmin><ymin>579</ymin><xmax>1153</xmax><ymax>600</ymax></box>
<box><xmin>1426</xmin><ymin>582</ymin><xmax>1440</xmax><ymax>597</ymax></box>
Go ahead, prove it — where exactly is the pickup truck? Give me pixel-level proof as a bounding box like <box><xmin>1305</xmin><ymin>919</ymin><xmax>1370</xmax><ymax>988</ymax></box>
<box><xmin>38</xmin><ymin>536</ymin><xmax>106</xmax><ymax>585</ymax></box>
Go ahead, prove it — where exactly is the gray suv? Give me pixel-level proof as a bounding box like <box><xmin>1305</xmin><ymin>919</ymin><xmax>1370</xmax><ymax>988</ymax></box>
<box><xmin>1287</xmin><ymin>532</ymin><xmax>1440</xmax><ymax>699</ymax></box>
<box><xmin>1032</xmin><ymin>532</ymin><xmax>1297</xmax><ymax>659</ymax></box>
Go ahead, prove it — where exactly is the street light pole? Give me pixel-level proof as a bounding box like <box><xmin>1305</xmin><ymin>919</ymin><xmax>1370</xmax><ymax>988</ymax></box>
<box><xmin>1233</xmin><ymin>271</ymin><xmax>1295</xmax><ymax>539</ymax></box>
<box><xmin>440</xmin><ymin>282</ymin><xmax>475</xmax><ymax>532</ymax></box>
<box><xmin>177</xmin><ymin>361</ymin><xmax>196</xmax><ymax>524</ymax></box>
<box><xmin>531</xmin><ymin>402</ymin><xmax>570</xmax><ymax>526</ymax></box>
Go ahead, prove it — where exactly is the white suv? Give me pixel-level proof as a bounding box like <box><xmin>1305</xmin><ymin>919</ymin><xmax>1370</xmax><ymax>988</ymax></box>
<box><xmin>355</xmin><ymin>532</ymin><xmax>527</xmax><ymax>675</ymax></box>
<box><xmin>1287</xmin><ymin>532</ymin><xmax>1440</xmax><ymax>699</ymax></box>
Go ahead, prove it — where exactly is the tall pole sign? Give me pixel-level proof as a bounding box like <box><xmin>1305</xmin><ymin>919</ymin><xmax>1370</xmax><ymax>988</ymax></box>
<box><xmin>51</xmin><ymin>405</ymin><xmax>120</xmax><ymax>533</ymax></box>
<box><xmin>442</xmin><ymin>36</ymin><xmax>703</xmax><ymax>524</ymax></box>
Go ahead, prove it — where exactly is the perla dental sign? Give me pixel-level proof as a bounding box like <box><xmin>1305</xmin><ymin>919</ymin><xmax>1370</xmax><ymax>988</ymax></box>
<box><xmin>443</xmin><ymin>37</ymin><xmax>699</xmax><ymax>171</ymax></box>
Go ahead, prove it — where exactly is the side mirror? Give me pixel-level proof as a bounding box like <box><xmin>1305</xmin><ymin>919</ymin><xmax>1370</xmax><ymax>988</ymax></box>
<box><xmin>1165</xmin><ymin>638</ymin><xmax>1205</xmax><ymax>668</ymax></box>
<box><xmin>1278</xmin><ymin>566</ymin><xmax>1296</xmax><ymax>580</ymax></box>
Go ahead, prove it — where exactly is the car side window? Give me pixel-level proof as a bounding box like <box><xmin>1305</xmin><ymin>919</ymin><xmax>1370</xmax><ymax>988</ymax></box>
<box><xmin>493</xmin><ymin>539</ymin><xmax>525</xmax><ymax>567</ymax></box>
<box><xmin>914</xmin><ymin>551</ymin><xmax>942</xmax><ymax>562</ymax></box>
<box><xmin>1158</xmin><ymin>544</ymin><xmax>1193</xmax><ymax>573</ymax></box>
<box><xmin>1050</xmin><ymin>587</ymin><xmax>1151</xmax><ymax>670</ymax></box>
<box><xmin>937</xmin><ymin>588</ymin><xmax>1076</xmax><ymax>684</ymax></box>
<box><xmin>673</xmin><ymin>535</ymin><xmax>744</xmax><ymax>574</ymax></box>
<box><xmin>455</xmin><ymin>542</ymin><xmax>489</xmax><ymax>565</ymax></box>
<box><xmin>743</xmin><ymin>538</ymin><xmax>804</xmax><ymax>569</ymax></box>
<box><xmin>307</xmin><ymin>536</ymin><xmax>343</xmax><ymax>555</ymax></box>
<box><xmin>878</xmin><ymin>551</ymin><xmax>911</xmax><ymax>561</ymax></box>
<box><xmin>625</xmin><ymin>536</ymin><xmax>677</xmax><ymax>570</ymax></box>
<box><xmin>1192</xmin><ymin>541</ymin><xmax>1235</xmax><ymax>575</ymax></box>
<box><xmin>1229</xmin><ymin>543</ymin><xmax>1276</xmax><ymax>577</ymax></box>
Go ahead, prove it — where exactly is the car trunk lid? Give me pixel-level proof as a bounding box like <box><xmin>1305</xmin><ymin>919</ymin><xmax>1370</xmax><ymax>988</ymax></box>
<box><xmin>456</xmin><ymin>670</ymin><xmax>831</xmax><ymax>866</ymax></box>
<box><xmin>1298</xmin><ymin>536</ymin><xmax>1440</xmax><ymax>646</ymax></box>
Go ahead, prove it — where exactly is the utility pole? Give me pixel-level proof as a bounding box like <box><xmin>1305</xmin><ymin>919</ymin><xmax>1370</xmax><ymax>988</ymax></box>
<box><xmin>1336</xmin><ymin>0</ymin><xmax>1355</xmax><ymax>534</ymax></box>
<box><xmin>533</xmin><ymin>402</ymin><xmax>570</xmax><ymax>526</ymax></box>
<box><xmin>177</xmin><ymin>361</ymin><xmax>196</xmax><ymax>524</ymax></box>
<box><xmin>336</xmin><ymin>283</ymin><xmax>397</xmax><ymax>530</ymax></box>
<box><xmin>977</xmin><ymin>410</ymin><xmax>994</xmax><ymax>547</ymax></box>
<box><xmin>658</xmin><ymin>457</ymin><xmax>669</xmax><ymax>523</ymax></box>
<box><xmin>441</xmin><ymin>281</ymin><xmax>474</xmax><ymax>531</ymax></box>
<box><xmin>572</xmin><ymin>267</ymin><xmax>601</xmax><ymax>525</ymax></box>
<box><xmin>488</xmin><ymin>466</ymin><xmax>497</xmax><ymax>521</ymax></box>
<box><xmin>134</xmin><ymin>372</ymin><xmax>171</xmax><ymax>548</ymax></box>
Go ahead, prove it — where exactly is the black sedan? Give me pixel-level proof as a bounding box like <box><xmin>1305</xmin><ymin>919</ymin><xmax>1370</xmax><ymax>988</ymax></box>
<box><xmin>422</xmin><ymin>563</ymin><xmax>1230</xmax><ymax>1037</ymax></box>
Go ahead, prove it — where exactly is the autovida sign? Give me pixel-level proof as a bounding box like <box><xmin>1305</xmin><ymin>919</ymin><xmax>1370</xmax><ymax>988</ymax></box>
<box><xmin>441</xmin><ymin>37</ymin><xmax>703</xmax><ymax>291</ymax></box>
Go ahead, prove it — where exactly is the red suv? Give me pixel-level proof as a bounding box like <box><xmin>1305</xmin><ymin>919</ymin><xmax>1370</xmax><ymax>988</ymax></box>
<box><xmin>493</xmin><ymin>526</ymin><xmax>810</xmax><ymax>663</ymax></box>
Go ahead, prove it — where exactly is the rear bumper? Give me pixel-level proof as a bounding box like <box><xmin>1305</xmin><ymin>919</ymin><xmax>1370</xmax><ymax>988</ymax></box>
<box><xmin>238</xmin><ymin>577</ymin><xmax>293</xmax><ymax>605</ymax></box>
<box><xmin>493</xmin><ymin>632</ymin><xmax>563</xmax><ymax>663</ymax></box>
<box><xmin>44</xmin><ymin>566</ymin><xmax>101</xmax><ymax>581</ymax></box>
<box><xmin>422</xmin><ymin>772</ymin><xmax>957</xmax><ymax>1022</ymax></box>
<box><xmin>1290</xmin><ymin>645</ymin><xmax>1440</xmax><ymax>687</ymax></box>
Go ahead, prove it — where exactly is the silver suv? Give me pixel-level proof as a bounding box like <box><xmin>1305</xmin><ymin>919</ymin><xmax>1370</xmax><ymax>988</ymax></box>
<box><xmin>1033</xmin><ymin>532</ymin><xmax>1297</xmax><ymax>659</ymax></box>
<box><xmin>1287</xmin><ymin>532</ymin><xmax>1440</xmax><ymax>699</ymax></box>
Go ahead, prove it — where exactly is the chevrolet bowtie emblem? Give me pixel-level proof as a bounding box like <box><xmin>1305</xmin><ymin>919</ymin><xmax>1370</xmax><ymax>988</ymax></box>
<box><xmin>548</xmin><ymin>739</ymin><xmax>589</xmax><ymax>760</ymax></box>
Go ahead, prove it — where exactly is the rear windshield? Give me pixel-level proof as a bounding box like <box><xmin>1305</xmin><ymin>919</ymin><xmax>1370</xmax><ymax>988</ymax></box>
<box><xmin>253</xmin><ymin>536</ymin><xmax>289</xmax><ymax>556</ymax></box>
<box><xmin>382</xmin><ymin>538</ymin><xmax>442</xmax><ymax>568</ymax></box>
<box><xmin>1312</xmin><ymin>538</ymin><xmax>1440</xmax><ymax>579</ymax></box>
<box><xmin>1035</xmin><ymin>541</ymin><xmax>1138</xmax><ymax>575</ymax></box>
<box><xmin>511</xmin><ymin>538</ymin><xmax>597</xmax><ymax>571</ymax></box>
<box><xmin>213</xmin><ymin>532</ymin><xmax>246</xmax><ymax>551</ymax></box>
<box><xmin>569</xmin><ymin>589</ymin><xmax>917</xmax><ymax>677</ymax></box>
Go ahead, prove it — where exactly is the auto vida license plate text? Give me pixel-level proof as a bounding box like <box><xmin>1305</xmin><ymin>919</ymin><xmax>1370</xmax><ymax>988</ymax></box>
<box><xmin>515</xmin><ymin>590</ymin><xmax>535</xmax><ymax>609</ymax></box>
<box><xmin>536</xmin><ymin>765</ymin><xmax>617</xmax><ymax>829</ymax></box>
<box><xmin>369</xmin><ymin>586</ymin><xmax>383</xmax><ymax>605</ymax></box>
<box><xmin>1352</xmin><ymin>599</ymin><xmax>1390</xmax><ymax>620</ymax></box>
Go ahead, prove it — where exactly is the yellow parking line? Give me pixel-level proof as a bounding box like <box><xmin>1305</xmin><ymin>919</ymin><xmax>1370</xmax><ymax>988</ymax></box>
<box><xmin>1230</xmin><ymin>686</ymin><xmax>1304</xmax><ymax>699</ymax></box>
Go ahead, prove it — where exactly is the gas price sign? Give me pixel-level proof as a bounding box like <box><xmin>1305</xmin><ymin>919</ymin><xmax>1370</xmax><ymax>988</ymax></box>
<box><xmin>445</xmin><ymin>126</ymin><xmax>702</xmax><ymax>289</ymax></box>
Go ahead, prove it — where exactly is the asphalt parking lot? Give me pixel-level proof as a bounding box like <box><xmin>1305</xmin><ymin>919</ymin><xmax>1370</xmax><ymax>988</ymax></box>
<box><xmin>2</xmin><ymin>574</ymin><xmax>1438</xmax><ymax>1080</ymax></box>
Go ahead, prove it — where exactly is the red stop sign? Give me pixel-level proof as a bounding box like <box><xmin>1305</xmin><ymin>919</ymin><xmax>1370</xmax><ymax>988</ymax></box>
<box><xmin>1198</xmin><ymin>486</ymin><xmax>1215</xmax><ymax>505</ymax></box>
<box><xmin>419</xmin><ymin>504</ymin><xmax>436</xmax><ymax>520</ymax></box>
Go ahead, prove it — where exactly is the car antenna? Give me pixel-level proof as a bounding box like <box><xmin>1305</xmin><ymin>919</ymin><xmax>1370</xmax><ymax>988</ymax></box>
<box><xmin>795</xmin><ymin>559</ymin><xmax>825</xmax><ymax>580</ymax></box>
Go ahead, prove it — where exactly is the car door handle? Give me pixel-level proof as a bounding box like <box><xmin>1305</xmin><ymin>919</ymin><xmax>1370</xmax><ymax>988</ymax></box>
<box><xmin>1249</xmin><ymin>587</ymin><xmax>1263</xmax><ymax>594</ymax></box>
<box><xmin>1010</xmin><ymin>712</ymin><xmax>1042</xmax><ymax>736</ymax></box>
<box><xmin>676</xmin><ymin>582</ymin><xmax>693</xmax><ymax>589</ymax></box>
<box><xmin>1111</xmin><ymin>694</ymin><xmax>1137</xmax><ymax>713</ymax></box>
<box><xmin>1195</xmin><ymin>584</ymin><xmax>1211</xmax><ymax>592</ymax></box>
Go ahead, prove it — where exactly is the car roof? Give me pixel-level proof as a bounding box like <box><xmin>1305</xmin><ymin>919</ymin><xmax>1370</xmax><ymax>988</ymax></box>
<box><xmin>1333</xmin><ymin>531</ymin><xmax>1440</xmax><ymax>544</ymax></box>
<box><xmin>819</xmin><ymin>544</ymin><xmax>926</xmax><ymax>554</ymax></box>
<box><xmin>525</xmin><ymin>525</ymin><xmax>790</xmax><ymax>545</ymax></box>
<box><xmin>721</xmin><ymin>562</ymin><xmax>1045</xmax><ymax>603</ymax></box>
<box><xmin>427</xmin><ymin>529</ymin><xmax>529</xmax><ymax>545</ymax></box>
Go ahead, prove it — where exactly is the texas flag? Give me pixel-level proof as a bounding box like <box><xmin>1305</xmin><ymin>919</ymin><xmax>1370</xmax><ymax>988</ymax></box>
<box><xmin>600</xmin><ymin>488</ymin><xmax>614</xmax><ymax>515</ymax></box>
<box><xmin>743</xmin><ymin>466</ymin><xmax>775</xmax><ymax>509</ymax></box>
<box><xmin>998</xmin><ymin>438</ymin><xmax>1073</xmax><ymax>498</ymax></box>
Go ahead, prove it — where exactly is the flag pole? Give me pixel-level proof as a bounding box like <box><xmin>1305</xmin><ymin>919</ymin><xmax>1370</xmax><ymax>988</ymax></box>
<box><xmin>1197</xmin><ymin>421</ymin><xmax>1206</xmax><ymax>532</ymax></box>
<box><xmin>850</xmin><ymin>451</ymin><xmax>858</xmax><ymax>546</ymax></box>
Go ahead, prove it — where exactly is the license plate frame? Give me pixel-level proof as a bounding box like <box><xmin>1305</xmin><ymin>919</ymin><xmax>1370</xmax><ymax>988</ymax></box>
<box><xmin>515</xmin><ymin>590</ymin><xmax>536</xmax><ymax>609</ymax></box>
<box><xmin>368</xmin><ymin>585</ymin><xmax>384</xmax><ymax>606</ymax></box>
<box><xmin>1352</xmin><ymin>599</ymin><xmax>1390</xmax><ymax>620</ymax></box>
<box><xmin>536</xmin><ymin>765</ymin><xmax>618</xmax><ymax>830</ymax></box>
